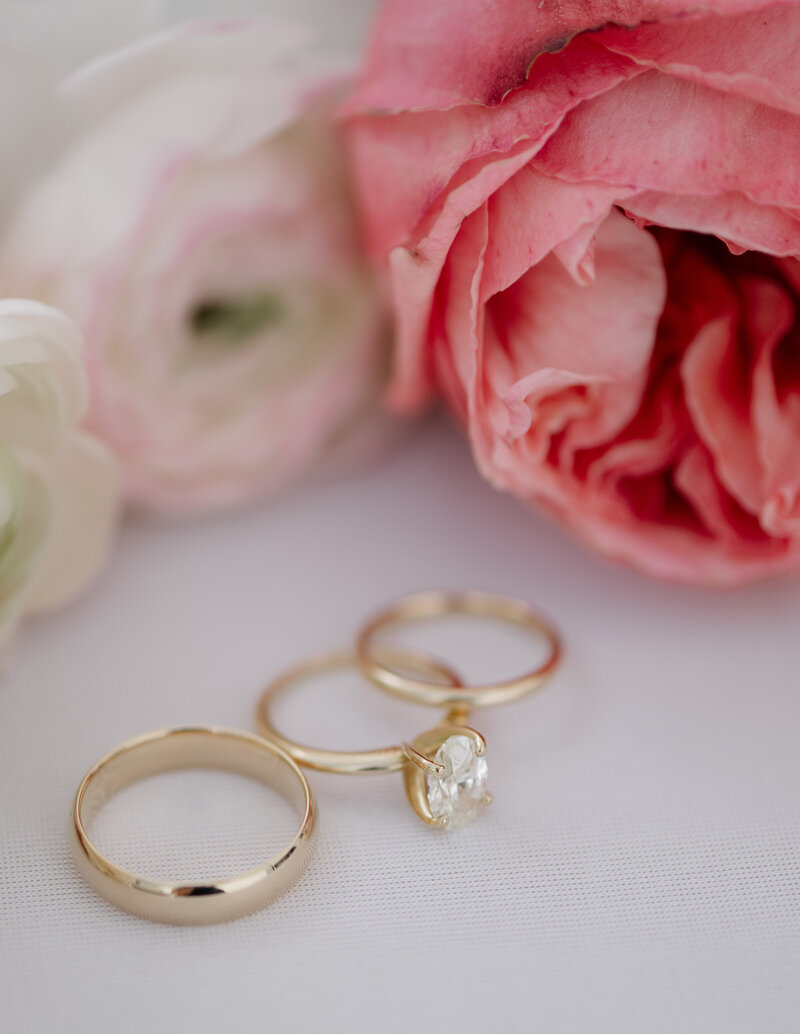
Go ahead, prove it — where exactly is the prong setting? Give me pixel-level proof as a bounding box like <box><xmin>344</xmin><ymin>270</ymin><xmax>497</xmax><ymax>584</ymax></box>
<box><xmin>403</xmin><ymin>722</ymin><xmax>489</xmax><ymax>829</ymax></box>
<box><xmin>402</xmin><ymin>742</ymin><xmax>445</xmax><ymax>776</ymax></box>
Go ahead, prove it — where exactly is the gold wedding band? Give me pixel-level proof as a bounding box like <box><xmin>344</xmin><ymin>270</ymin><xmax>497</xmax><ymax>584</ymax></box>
<box><xmin>255</xmin><ymin>645</ymin><xmax>463</xmax><ymax>774</ymax></box>
<box><xmin>71</xmin><ymin>726</ymin><xmax>314</xmax><ymax>925</ymax></box>
<box><xmin>356</xmin><ymin>589</ymin><xmax>562</xmax><ymax>709</ymax></box>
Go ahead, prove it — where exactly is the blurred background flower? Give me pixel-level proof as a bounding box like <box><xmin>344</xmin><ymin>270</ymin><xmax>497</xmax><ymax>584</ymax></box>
<box><xmin>0</xmin><ymin>0</ymin><xmax>378</xmax><ymax>72</ymax></box>
<box><xmin>0</xmin><ymin>300</ymin><xmax>117</xmax><ymax>654</ymax></box>
<box><xmin>0</xmin><ymin>18</ymin><xmax>392</xmax><ymax>510</ymax></box>
<box><xmin>0</xmin><ymin>0</ymin><xmax>384</xmax><ymax>653</ymax></box>
<box><xmin>0</xmin><ymin>14</ymin><xmax>392</xmax><ymax>512</ymax></box>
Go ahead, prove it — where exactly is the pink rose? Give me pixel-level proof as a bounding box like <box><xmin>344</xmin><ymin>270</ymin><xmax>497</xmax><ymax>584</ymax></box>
<box><xmin>346</xmin><ymin>0</ymin><xmax>800</xmax><ymax>584</ymax></box>
<box><xmin>1</xmin><ymin>19</ymin><xmax>388</xmax><ymax>513</ymax></box>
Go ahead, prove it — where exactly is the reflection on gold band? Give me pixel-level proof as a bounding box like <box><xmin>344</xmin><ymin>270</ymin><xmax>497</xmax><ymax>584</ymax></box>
<box><xmin>356</xmin><ymin>588</ymin><xmax>562</xmax><ymax>709</ymax></box>
<box><xmin>255</xmin><ymin>644</ymin><xmax>491</xmax><ymax>828</ymax></box>
<box><xmin>72</xmin><ymin>726</ymin><xmax>314</xmax><ymax>925</ymax></box>
<box><xmin>255</xmin><ymin>645</ymin><xmax>464</xmax><ymax>774</ymax></box>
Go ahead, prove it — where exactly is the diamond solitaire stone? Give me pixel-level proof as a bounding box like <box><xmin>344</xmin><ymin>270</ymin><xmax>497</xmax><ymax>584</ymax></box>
<box><xmin>426</xmin><ymin>734</ymin><xmax>489</xmax><ymax>829</ymax></box>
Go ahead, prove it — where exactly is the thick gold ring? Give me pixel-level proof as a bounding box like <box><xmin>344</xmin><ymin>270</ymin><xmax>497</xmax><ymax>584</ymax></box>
<box><xmin>356</xmin><ymin>589</ymin><xmax>562</xmax><ymax>709</ymax></box>
<box><xmin>255</xmin><ymin>647</ymin><xmax>493</xmax><ymax>829</ymax></box>
<box><xmin>71</xmin><ymin>726</ymin><xmax>314</xmax><ymax>925</ymax></box>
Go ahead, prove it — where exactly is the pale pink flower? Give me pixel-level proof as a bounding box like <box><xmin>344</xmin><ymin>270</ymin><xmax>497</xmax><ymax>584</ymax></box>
<box><xmin>2</xmin><ymin>19</ymin><xmax>388</xmax><ymax>513</ymax></box>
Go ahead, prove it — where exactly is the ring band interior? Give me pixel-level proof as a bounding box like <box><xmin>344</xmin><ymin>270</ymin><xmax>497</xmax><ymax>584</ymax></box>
<box><xmin>73</xmin><ymin>727</ymin><xmax>313</xmax><ymax>925</ymax></box>
<box><xmin>79</xmin><ymin>729</ymin><xmax>308</xmax><ymax>822</ymax></box>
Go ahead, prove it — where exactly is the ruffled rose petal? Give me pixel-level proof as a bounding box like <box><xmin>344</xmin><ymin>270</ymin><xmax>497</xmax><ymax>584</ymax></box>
<box><xmin>481</xmin><ymin>167</ymin><xmax>626</xmax><ymax>300</ymax></box>
<box><xmin>350</xmin><ymin>0</ymin><xmax>776</xmax><ymax>111</ymax></box>
<box><xmin>387</xmin><ymin>143</ymin><xmax>540</xmax><ymax>410</ymax></box>
<box><xmin>534</xmin><ymin>71</ymin><xmax>800</xmax><ymax>211</ymax></box>
<box><xmin>624</xmin><ymin>190</ymin><xmax>800</xmax><ymax>258</ymax></box>
<box><xmin>347</xmin><ymin>36</ymin><xmax>641</xmax><ymax>257</ymax></box>
<box><xmin>482</xmin><ymin>211</ymin><xmax>666</xmax><ymax>458</ymax></box>
<box><xmin>681</xmin><ymin>279</ymin><xmax>789</xmax><ymax>519</ymax></box>
<box><xmin>596</xmin><ymin>7</ymin><xmax>800</xmax><ymax>116</ymax></box>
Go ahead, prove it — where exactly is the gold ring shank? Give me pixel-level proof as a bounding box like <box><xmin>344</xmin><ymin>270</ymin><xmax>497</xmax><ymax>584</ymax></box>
<box><xmin>356</xmin><ymin>589</ymin><xmax>562</xmax><ymax>709</ymax></box>
<box><xmin>255</xmin><ymin>646</ymin><xmax>463</xmax><ymax>774</ymax></box>
<box><xmin>72</xmin><ymin>727</ymin><xmax>314</xmax><ymax>925</ymax></box>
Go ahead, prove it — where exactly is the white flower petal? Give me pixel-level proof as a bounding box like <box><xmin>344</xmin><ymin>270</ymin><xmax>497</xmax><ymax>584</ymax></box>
<box><xmin>2</xmin><ymin>20</ymin><xmax>338</xmax><ymax>275</ymax></box>
<box><xmin>23</xmin><ymin>430</ymin><xmax>118</xmax><ymax>612</ymax></box>
<box><xmin>0</xmin><ymin>301</ymin><xmax>119</xmax><ymax>651</ymax></box>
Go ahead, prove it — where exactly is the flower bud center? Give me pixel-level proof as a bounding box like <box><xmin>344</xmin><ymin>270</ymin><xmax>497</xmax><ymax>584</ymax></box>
<box><xmin>190</xmin><ymin>291</ymin><xmax>285</xmax><ymax>346</ymax></box>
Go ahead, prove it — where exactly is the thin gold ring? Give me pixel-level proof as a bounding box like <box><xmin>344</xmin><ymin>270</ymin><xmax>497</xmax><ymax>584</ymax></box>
<box><xmin>255</xmin><ymin>647</ymin><xmax>492</xmax><ymax>828</ymax></box>
<box><xmin>71</xmin><ymin>726</ymin><xmax>314</xmax><ymax>925</ymax></box>
<box><xmin>356</xmin><ymin>589</ymin><xmax>562</xmax><ymax>709</ymax></box>
<box><xmin>255</xmin><ymin>645</ymin><xmax>463</xmax><ymax>774</ymax></box>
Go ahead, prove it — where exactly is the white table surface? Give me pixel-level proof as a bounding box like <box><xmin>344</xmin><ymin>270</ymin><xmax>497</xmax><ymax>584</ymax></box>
<box><xmin>1</xmin><ymin>416</ymin><xmax>799</xmax><ymax>1034</ymax></box>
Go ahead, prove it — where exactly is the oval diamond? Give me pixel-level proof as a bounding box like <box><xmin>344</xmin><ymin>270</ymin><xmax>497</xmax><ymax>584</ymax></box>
<box><xmin>426</xmin><ymin>734</ymin><xmax>489</xmax><ymax>829</ymax></box>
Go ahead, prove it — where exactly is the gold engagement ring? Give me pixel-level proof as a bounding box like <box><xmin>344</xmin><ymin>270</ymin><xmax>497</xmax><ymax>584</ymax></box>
<box><xmin>255</xmin><ymin>645</ymin><xmax>489</xmax><ymax>827</ymax></box>
<box><xmin>257</xmin><ymin>591</ymin><xmax>561</xmax><ymax>830</ymax></box>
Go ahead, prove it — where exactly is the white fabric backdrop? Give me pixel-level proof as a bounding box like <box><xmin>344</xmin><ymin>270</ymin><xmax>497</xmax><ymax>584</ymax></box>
<box><xmin>1</xmin><ymin>418</ymin><xmax>799</xmax><ymax>1033</ymax></box>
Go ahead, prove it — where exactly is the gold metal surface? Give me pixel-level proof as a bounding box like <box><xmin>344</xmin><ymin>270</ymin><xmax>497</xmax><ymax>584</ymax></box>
<box><xmin>356</xmin><ymin>588</ymin><xmax>562</xmax><ymax>709</ymax></box>
<box><xmin>71</xmin><ymin>726</ymin><xmax>315</xmax><ymax>925</ymax></box>
<box><xmin>255</xmin><ymin>645</ymin><xmax>492</xmax><ymax>828</ymax></box>
<box><xmin>255</xmin><ymin>645</ymin><xmax>463</xmax><ymax>775</ymax></box>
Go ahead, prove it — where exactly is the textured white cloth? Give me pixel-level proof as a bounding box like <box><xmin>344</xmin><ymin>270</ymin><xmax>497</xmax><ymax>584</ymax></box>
<box><xmin>1</xmin><ymin>418</ymin><xmax>799</xmax><ymax>1033</ymax></box>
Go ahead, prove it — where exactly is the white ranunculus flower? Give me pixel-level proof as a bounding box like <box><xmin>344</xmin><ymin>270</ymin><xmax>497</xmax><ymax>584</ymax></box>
<box><xmin>0</xmin><ymin>299</ymin><xmax>117</xmax><ymax>652</ymax></box>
